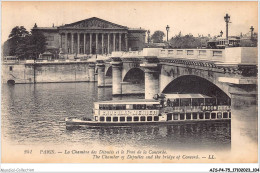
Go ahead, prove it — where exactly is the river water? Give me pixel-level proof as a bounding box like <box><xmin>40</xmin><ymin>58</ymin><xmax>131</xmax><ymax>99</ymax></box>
<box><xmin>1</xmin><ymin>82</ymin><xmax>257</xmax><ymax>161</ymax></box>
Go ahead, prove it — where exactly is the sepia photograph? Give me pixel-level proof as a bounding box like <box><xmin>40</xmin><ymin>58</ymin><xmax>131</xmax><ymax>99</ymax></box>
<box><xmin>1</xmin><ymin>1</ymin><xmax>258</xmax><ymax>172</ymax></box>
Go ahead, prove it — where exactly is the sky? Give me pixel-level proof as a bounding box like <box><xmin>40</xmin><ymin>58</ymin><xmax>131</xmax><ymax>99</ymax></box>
<box><xmin>2</xmin><ymin>1</ymin><xmax>258</xmax><ymax>43</ymax></box>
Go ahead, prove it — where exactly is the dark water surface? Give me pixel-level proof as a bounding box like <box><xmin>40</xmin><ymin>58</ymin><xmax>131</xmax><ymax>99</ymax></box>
<box><xmin>1</xmin><ymin>82</ymin><xmax>240</xmax><ymax>151</ymax></box>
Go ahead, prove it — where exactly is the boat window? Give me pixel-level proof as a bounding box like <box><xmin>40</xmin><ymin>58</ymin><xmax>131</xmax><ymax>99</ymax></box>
<box><xmin>170</xmin><ymin>99</ymin><xmax>180</xmax><ymax>107</ymax></box>
<box><xmin>120</xmin><ymin>117</ymin><xmax>125</xmax><ymax>122</ymax></box>
<box><xmin>147</xmin><ymin>116</ymin><xmax>152</xmax><ymax>121</ymax></box>
<box><xmin>167</xmin><ymin>113</ymin><xmax>172</xmax><ymax>121</ymax></box>
<box><xmin>108</xmin><ymin>105</ymin><xmax>112</xmax><ymax>110</ymax></box>
<box><xmin>205</xmin><ymin>112</ymin><xmax>210</xmax><ymax>119</ymax></box>
<box><xmin>180</xmin><ymin>98</ymin><xmax>191</xmax><ymax>106</ymax></box>
<box><xmin>146</xmin><ymin>104</ymin><xmax>154</xmax><ymax>110</ymax></box>
<box><xmin>192</xmin><ymin>113</ymin><xmax>197</xmax><ymax>119</ymax></box>
<box><xmin>106</xmin><ymin>117</ymin><xmax>111</xmax><ymax>122</ymax></box>
<box><xmin>113</xmin><ymin>117</ymin><xmax>118</xmax><ymax>122</ymax></box>
<box><xmin>199</xmin><ymin>113</ymin><xmax>204</xmax><ymax>119</ymax></box>
<box><xmin>100</xmin><ymin>116</ymin><xmax>105</xmax><ymax>121</ymax></box>
<box><xmin>211</xmin><ymin>113</ymin><xmax>216</xmax><ymax>119</ymax></box>
<box><xmin>173</xmin><ymin>114</ymin><xmax>178</xmax><ymax>120</ymax></box>
<box><xmin>223</xmin><ymin>112</ymin><xmax>228</xmax><ymax>118</ymax></box>
<box><xmin>99</xmin><ymin>104</ymin><xmax>103</xmax><ymax>110</ymax></box>
<box><xmin>186</xmin><ymin>113</ymin><xmax>191</xmax><ymax>120</ymax></box>
<box><xmin>134</xmin><ymin>116</ymin><xmax>139</xmax><ymax>122</ymax></box>
<box><xmin>140</xmin><ymin>116</ymin><xmax>146</xmax><ymax>121</ymax></box>
<box><xmin>127</xmin><ymin>117</ymin><xmax>132</xmax><ymax>122</ymax></box>
<box><xmin>229</xmin><ymin>112</ymin><xmax>231</xmax><ymax>118</ymax></box>
<box><xmin>217</xmin><ymin>98</ymin><xmax>230</xmax><ymax>106</ymax></box>
<box><xmin>192</xmin><ymin>98</ymin><xmax>204</xmax><ymax>106</ymax></box>
<box><xmin>205</xmin><ymin>98</ymin><xmax>217</xmax><ymax>106</ymax></box>
<box><xmin>154</xmin><ymin>116</ymin><xmax>159</xmax><ymax>121</ymax></box>
<box><xmin>95</xmin><ymin>116</ymin><xmax>98</xmax><ymax>121</ymax></box>
<box><xmin>217</xmin><ymin>112</ymin><xmax>222</xmax><ymax>119</ymax></box>
<box><xmin>180</xmin><ymin>113</ymin><xmax>185</xmax><ymax>120</ymax></box>
<box><xmin>126</xmin><ymin>104</ymin><xmax>133</xmax><ymax>110</ymax></box>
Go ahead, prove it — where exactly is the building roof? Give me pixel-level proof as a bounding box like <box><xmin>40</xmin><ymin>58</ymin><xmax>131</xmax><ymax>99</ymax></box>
<box><xmin>59</xmin><ymin>17</ymin><xmax>128</xmax><ymax>30</ymax></box>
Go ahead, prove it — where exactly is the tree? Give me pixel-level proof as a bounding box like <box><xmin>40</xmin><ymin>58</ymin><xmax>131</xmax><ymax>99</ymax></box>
<box><xmin>151</xmin><ymin>31</ymin><xmax>165</xmax><ymax>43</ymax></box>
<box><xmin>29</xmin><ymin>29</ymin><xmax>46</xmax><ymax>58</ymax></box>
<box><xmin>169</xmin><ymin>34</ymin><xmax>201</xmax><ymax>48</ymax></box>
<box><xmin>6</xmin><ymin>26</ymin><xmax>46</xmax><ymax>59</ymax></box>
<box><xmin>7</xmin><ymin>26</ymin><xmax>30</xmax><ymax>58</ymax></box>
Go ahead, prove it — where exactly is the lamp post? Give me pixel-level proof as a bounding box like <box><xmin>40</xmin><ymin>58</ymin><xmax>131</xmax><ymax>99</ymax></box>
<box><xmin>147</xmin><ymin>30</ymin><xmax>150</xmax><ymax>45</ymax></box>
<box><xmin>166</xmin><ymin>25</ymin><xmax>170</xmax><ymax>42</ymax></box>
<box><xmin>250</xmin><ymin>26</ymin><xmax>254</xmax><ymax>40</ymax></box>
<box><xmin>224</xmin><ymin>13</ymin><xmax>231</xmax><ymax>45</ymax></box>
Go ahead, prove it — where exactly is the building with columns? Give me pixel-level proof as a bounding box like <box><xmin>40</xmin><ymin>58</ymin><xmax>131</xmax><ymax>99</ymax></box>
<box><xmin>32</xmin><ymin>17</ymin><xmax>146</xmax><ymax>56</ymax></box>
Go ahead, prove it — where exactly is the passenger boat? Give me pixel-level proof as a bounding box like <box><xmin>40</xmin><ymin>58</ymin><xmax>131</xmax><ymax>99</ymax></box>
<box><xmin>65</xmin><ymin>94</ymin><xmax>231</xmax><ymax>127</ymax></box>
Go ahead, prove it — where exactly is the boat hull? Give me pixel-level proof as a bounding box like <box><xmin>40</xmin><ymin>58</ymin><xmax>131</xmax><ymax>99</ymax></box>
<box><xmin>65</xmin><ymin>118</ymin><xmax>231</xmax><ymax>127</ymax></box>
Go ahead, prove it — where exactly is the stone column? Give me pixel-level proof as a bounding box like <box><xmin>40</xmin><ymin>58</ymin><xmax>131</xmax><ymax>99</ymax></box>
<box><xmin>140</xmin><ymin>59</ymin><xmax>159</xmax><ymax>99</ymax></box>
<box><xmin>97</xmin><ymin>62</ymin><xmax>105</xmax><ymax>87</ymax></box>
<box><xmin>125</xmin><ymin>33</ymin><xmax>128</xmax><ymax>51</ymax></box>
<box><xmin>102</xmin><ymin>33</ymin><xmax>104</xmax><ymax>54</ymax></box>
<box><xmin>59</xmin><ymin>33</ymin><xmax>62</xmax><ymax>48</ymax></box>
<box><xmin>111</xmin><ymin>60</ymin><xmax>122</xmax><ymax>95</ymax></box>
<box><xmin>90</xmin><ymin>33</ymin><xmax>92</xmax><ymax>54</ymax></box>
<box><xmin>88</xmin><ymin>63</ymin><xmax>95</xmax><ymax>82</ymax></box>
<box><xmin>107</xmin><ymin>33</ymin><xmax>110</xmax><ymax>54</ymax></box>
<box><xmin>83</xmin><ymin>33</ymin><xmax>86</xmax><ymax>54</ymax></box>
<box><xmin>119</xmin><ymin>33</ymin><xmax>122</xmax><ymax>51</ymax></box>
<box><xmin>77</xmin><ymin>33</ymin><xmax>80</xmax><ymax>54</ymax></box>
<box><xmin>65</xmin><ymin>33</ymin><xmax>68</xmax><ymax>54</ymax></box>
<box><xmin>96</xmin><ymin>33</ymin><xmax>98</xmax><ymax>54</ymax></box>
<box><xmin>113</xmin><ymin>33</ymin><xmax>116</xmax><ymax>52</ymax></box>
<box><xmin>71</xmin><ymin>33</ymin><xmax>74</xmax><ymax>54</ymax></box>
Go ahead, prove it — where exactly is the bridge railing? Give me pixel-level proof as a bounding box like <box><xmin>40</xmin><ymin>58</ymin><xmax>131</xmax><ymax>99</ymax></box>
<box><xmin>158</xmin><ymin>49</ymin><xmax>225</xmax><ymax>62</ymax></box>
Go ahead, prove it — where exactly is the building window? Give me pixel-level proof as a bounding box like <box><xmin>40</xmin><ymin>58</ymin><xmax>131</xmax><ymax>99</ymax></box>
<box><xmin>46</xmin><ymin>36</ymin><xmax>54</xmax><ymax>41</ymax></box>
<box><xmin>9</xmin><ymin>66</ymin><xmax>13</xmax><ymax>71</ymax></box>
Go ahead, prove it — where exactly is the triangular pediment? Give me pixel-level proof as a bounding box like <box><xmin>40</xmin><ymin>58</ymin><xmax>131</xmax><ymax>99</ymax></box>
<box><xmin>62</xmin><ymin>17</ymin><xmax>128</xmax><ymax>29</ymax></box>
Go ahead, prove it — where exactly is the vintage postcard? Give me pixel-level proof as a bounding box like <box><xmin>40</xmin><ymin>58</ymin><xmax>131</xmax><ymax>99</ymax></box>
<box><xmin>1</xmin><ymin>1</ymin><xmax>258</xmax><ymax>172</ymax></box>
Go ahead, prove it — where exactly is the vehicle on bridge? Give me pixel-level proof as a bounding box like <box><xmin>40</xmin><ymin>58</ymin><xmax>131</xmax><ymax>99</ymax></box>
<box><xmin>65</xmin><ymin>94</ymin><xmax>231</xmax><ymax>127</ymax></box>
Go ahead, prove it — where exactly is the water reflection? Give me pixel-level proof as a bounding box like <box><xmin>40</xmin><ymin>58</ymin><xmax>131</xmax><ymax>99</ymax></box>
<box><xmin>2</xmin><ymin>82</ymin><xmax>232</xmax><ymax>150</ymax></box>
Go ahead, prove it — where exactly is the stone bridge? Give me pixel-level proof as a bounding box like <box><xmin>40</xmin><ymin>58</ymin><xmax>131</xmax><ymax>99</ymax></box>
<box><xmin>2</xmin><ymin>47</ymin><xmax>257</xmax><ymax>107</ymax></box>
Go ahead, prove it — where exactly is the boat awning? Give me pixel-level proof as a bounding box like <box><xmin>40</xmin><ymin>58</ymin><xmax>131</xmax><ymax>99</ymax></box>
<box><xmin>95</xmin><ymin>99</ymin><xmax>160</xmax><ymax>105</ymax></box>
<box><xmin>164</xmin><ymin>94</ymin><xmax>212</xmax><ymax>99</ymax></box>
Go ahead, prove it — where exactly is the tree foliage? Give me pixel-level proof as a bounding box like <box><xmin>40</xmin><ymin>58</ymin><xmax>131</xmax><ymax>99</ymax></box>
<box><xmin>5</xmin><ymin>26</ymin><xmax>46</xmax><ymax>59</ymax></box>
<box><xmin>169</xmin><ymin>34</ymin><xmax>202</xmax><ymax>48</ymax></box>
<box><xmin>151</xmin><ymin>30</ymin><xmax>165</xmax><ymax>43</ymax></box>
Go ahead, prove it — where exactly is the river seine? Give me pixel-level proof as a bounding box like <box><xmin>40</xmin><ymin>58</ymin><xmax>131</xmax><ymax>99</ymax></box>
<box><xmin>1</xmin><ymin>82</ymin><xmax>257</xmax><ymax>153</ymax></box>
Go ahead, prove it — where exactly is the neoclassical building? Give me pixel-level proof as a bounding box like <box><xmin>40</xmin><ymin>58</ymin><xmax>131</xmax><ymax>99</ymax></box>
<box><xmin>32</xmin><ymin>17</ymin><xmax>146</xmax><ymax>55</ymax></box>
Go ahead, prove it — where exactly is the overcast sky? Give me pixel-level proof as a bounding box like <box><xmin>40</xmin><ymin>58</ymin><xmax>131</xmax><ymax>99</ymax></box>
<box><xmin>2</xmin><ymin>1</ymin><xmax>258</xmax><ymax>43</ymax></box>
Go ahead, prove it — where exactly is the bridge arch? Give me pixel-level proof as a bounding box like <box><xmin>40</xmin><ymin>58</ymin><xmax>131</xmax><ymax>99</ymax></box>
<box><xmin>161</xmin><ymin>75</ymin><xmax>230</xmax><ymax>99</ymax></box>
<box><xmin>122</xmin><ymin>67</ymin><xmax>144</xmax><ymax>84</ymax></box>
<box><xmin>105</xmin><ymin>66</ymin><xmax>112</xmax><ymax>77</ymax></box>
<box><xmin>7</xmin><ymin>79</ymin><xmax>15</xmax><ymax>85</ymax></box>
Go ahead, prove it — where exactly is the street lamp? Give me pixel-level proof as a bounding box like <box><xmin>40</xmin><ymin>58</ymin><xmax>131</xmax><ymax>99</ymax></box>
<box><xmin>166</xmin><ymin>25</ymin><xmax>170</xmax><ymax>42</ymax></box>
<box><xmin>147</xmin><ymin>30</ymin><xmax>150</xmax><ymax>44</ymax></box>
<box><xmin>250</xmin><ymin>26</ymin><xmax>254</xmax><ymax>40</ymax></box>
<box><xmin>224</xmin><ymin>13</ymin><xmax>231</xmax><ymax>45</ymax></box>
<box><xmin>220</xmin><ymin>30</ymin><xmax>223</xmax><ymax>37</ymax></box>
